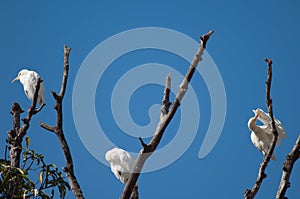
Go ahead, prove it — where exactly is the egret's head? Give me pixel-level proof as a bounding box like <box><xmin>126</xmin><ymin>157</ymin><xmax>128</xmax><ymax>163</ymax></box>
<box><xmin>255</xmin><ymin>109</ymin><xmax>261</xmax><ymax>119</ymax></box>
<box><xmin>248</xmin><ymin>109</ymin><xmax>260</xmax><ymax>130</ymax></box>
<box><xmin>12</xmin><ymin>69</ymin><xmax>29</xmax><ymax>83</ymax></box>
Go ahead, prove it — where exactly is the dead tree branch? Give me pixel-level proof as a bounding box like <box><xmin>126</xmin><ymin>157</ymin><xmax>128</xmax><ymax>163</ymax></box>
<box><xmin>160</xmin><ymin>75</ymin><xmax>171</xmax><ymax>115</ymax></box>
<box><xmin>40</xmin><ymin>45</ymin><xmax>85</xmax><ymax>199</ymax></box>
<box><xmin>244</xmin><ymin>58</ymin><xmax>279</xmax><ymax>199</ymax></box>
<box><xmin>9</xmin><ymin>78</ymin><xmax>42</xmax><ymax>168</ymax></box>
<box><xmin>121</xmin><ymin>30</ymin><xmax>214</xmax><ymax>199</ymax></box>
<box><xmin>131</xmin><ymin>185</ymin><xmax>139</xmax><ymax>199</ymax></box>
<box><xmin>8</xmin><ymin>78</ymin><xmax>42</xmax><ymax>197</ymax></box>
<box><xmin>276</xmin><ymin>135</ymin><xmax>300</xmax><ymax>198</ymax></box>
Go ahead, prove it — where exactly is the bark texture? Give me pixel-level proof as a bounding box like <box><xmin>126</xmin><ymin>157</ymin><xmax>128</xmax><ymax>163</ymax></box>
<box><xmin>40</xmin><ymin>45</ymin><xmax>85</xmax><ymax>199</ymax></box>
<box><xmin>276</xmin><ymin>135</ymin><xmax>300</xmax><ymax>199</ymax></box>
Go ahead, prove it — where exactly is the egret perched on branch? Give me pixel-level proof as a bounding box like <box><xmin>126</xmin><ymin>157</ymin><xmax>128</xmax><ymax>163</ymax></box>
<box><xmin>247</xmin><ymin>108</ymin><xmax>286</xmax><ymax>160</ymax></box>
<box><xmin>12</xmin><ymin>69</ymin><xmax>45</xmax><ymax>106</ymax></box>
<box><xmin>105</xmin><ymin>147</ymin><xmax>135</xmax><ymax>184</ymax></box>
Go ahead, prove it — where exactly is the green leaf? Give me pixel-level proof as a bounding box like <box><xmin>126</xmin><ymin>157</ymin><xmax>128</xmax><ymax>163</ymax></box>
<box><xmin>16</xmin><ymin>167</ymin><xmax>25</xmax><ymax>175</ymax></box>
<box><xmin>25</xmin><ymin>136</ymin><xmax>30</xmax><ymax>149</ymax></box>
<box><xmin>39</xmin><ymin>190</ymin><xmax>51</xmax><ymax>199</ymax></box>
<box><xmin>39</xmin><ymin>171</ymin><xmax>44</xmax><ymax>183</ymax></box>
<box><xmin>59</xmin><ymin>185</ymin><xmax>67</xmax><ymax>199</ymax></box>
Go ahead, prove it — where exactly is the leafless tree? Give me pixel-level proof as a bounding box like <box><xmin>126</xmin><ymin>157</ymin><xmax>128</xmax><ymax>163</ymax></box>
<box><xmin>40</xmin><ymin>45</ymin><xmax>85</xmax><ymax>199</ymax></box>
<box><xmin>244</xmin><ymin>59</ymin><xmax>300</xmax><ymax>199</ymax></box>
<box><xmin>2</xmin><ymin>33</ymin><xmax>299</xmax><ymax>199</ymax></box>
<box><xmin>121</xmin><ymin>30</ymin><xmax>214</xmax><ymax>199</ymax></box>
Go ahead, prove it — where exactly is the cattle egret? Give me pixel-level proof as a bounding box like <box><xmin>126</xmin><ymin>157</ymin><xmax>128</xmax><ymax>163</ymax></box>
<box><xmin>105</xmin><ymin>147</ymin><xmax>135</xmax><ymax>184</ymax></box>
<box><xmin>12</xmin><ymin>69</ymin><xmax>45</xmax><ymax>106</ymax></box>
<box><xmin>248</xmin><ymin>108</ymin><xmax>286</xmax><ymax>160</ymax></box>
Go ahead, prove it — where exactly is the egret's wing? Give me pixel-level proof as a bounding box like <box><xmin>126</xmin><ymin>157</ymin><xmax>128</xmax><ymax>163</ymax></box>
<box><xmin>28</xmin><ymin>71</ymin><xmax>38</xmax><ymax>89</ymax></box>
<box><xmin>250</xmin><ymin>132</ymin><xmax>262</xmax><ymax>152</ymax></box>
<box><xmin>28</xmin><ymin>71</ymin><xmax>39</xmax><ymax>86</ymax></box>
<box><xmin>118</xmin><ymin>150</ymin><xmax>135</xmax><ymax>183</ymax></box>
<box><xmin>274</xmin><ymin>119</ymin><xmax>286</xmax><ymax>145</ymax></box>
<box><xmin>255</xmin><ymin>108</ymin><xmax>278</xmax><ymax>132</ymax></box>
<box><xmin>38</xmin><ymin>81</ymin><xmax>45</xmax><ymax>105</ymax></box>
<box><xmin>254</xmin><ymin>108</ymin><xmax>286</xmax><ymax>145</ymax></box>
<box><xmin>274</xmin><ymin>118</ymin><xmax>286</xmax><ymax>138</ymax></box>
<box><xmin>29</xmin><ymin>71</ymin><xmax>45</xmax><ymax>104</ymax></box>
<box><xmin>119</xmin><ymin>149</ymin><xmax>135</xmax><ymax>173</ymax></box>
<box><xmin>106</xmin><ymin>148</ymin><xmax>127</xmax><ymax>182</ymax></box>
<box><xmin>253</xmin><ymin>109</ymin><xmax>273</xmax><ymax>138</ymax></box>
<box><xmin>255</xmin><ymin>108</ymin><xmax>271</xmax><ymax>126</ymax></box>
<box><xmin>23</xmin><ymin>71</ymin><xmax>38</xmax><ymax>101</ymax></box>
<box><xmin>105</xmin><ymin>148</ymin><xmax>135</xmax><ymax>183</ymax></box>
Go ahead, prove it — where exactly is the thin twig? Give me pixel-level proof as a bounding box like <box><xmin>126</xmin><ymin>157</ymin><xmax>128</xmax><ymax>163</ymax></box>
<box><xmin>244</xmin><ymin>58</ymin><xmax>279</xmax><ymax>199</ymax></box>
<box><xmin>40</xmin><ymin>45</ymin><xmax>85</xmax><ymax>199</ymax></box>
<box><xmin>138</xmin><ymin>137</ymin><xmax>148</xmax><ymax>149</ymax></box>
<box><xmin>276</xmin><ymin>135</ymin><xmax>300</xmax><ymax>198</ymax></box>
<box><xmin>40</xmin><ymin>122</ymin><xmax>55</xmax><ymax>132</ymax></box>
<box><xmin>120</xmin><ymin>30</ymin><xmax>214</xmax><ymax>199</ymax></box>
<box><xmin>60</xmin><ymin>45</ymin><xmax>70</xmax><ymax>98</ymax></box>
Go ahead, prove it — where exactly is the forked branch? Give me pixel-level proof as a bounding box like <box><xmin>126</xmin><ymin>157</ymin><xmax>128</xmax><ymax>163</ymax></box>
<box><xmin>121</xmin><ymin>30</ymin><xmax>214</xmax><ymax>199</ymax></box>
<box><xmin>276</xmin><ymin>135</ymin><xmax>300</xmax><ymax>198</ymax></box>
<box><xmin>244</xmin><ymin>58</ymin><xmax>279</xmax><ymax>199</ymax></box>
<box><xmin>9</xmin><ymin>78</ymin><xmax>43</xmax><ymax>168</ymax></box>
<box><xmin>8</xmin><ymin>79</ymin><xmax>42</xmax><ymax>197</ymax></box>
<box><xmin>40</xmin><ymin>45</ymin><xmax>85</xmax><ymax>199</ymax></box>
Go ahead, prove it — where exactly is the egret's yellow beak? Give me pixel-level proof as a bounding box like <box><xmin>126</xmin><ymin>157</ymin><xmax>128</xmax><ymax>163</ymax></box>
<box><xmin>11</xmin><ymin>76</ymin><xmax>20</xmax><ymax>83</ymax></box>
<box><xmin>255</xmin><ymin>109</ymin><xmax>261</xmax><ymax>119</ymax></box>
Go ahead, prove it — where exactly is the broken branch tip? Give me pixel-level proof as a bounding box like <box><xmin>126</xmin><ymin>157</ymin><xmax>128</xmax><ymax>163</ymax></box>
<box><xmin>264</xmin><ymin>58</ymin><xmax>272</xmax><ymax>65</ymax></box>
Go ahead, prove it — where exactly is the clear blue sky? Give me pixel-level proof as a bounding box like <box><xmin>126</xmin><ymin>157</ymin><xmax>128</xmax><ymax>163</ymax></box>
<box><xmin>1</xmin><ymin>1</ymin><xmax>300</xmax><ymax>198</ymax></box>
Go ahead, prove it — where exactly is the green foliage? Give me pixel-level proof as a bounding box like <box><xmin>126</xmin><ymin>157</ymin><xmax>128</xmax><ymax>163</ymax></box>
<box><xmin>0</xmin><ymin>144</ymin><xmax>70</xmax><ymax>199</ymax></box>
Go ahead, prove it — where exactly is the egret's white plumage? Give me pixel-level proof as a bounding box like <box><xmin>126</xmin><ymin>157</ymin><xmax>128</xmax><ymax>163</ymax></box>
<box><xmin>12</xmin><ymin>69</ymin><xmax>45</xmax><ymax>105</ymax></box>
<box><xmin>105</xmin><ymin>148</ymin><xmax>135</xmax><ymax>184</ymax></box>
<box><xmin>248</xmin><ymin>108</ymin><xmax>286</xmax><ymax>160</ymax></box>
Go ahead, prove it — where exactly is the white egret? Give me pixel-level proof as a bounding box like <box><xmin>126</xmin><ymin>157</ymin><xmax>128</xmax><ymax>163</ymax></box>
<box><xmin>105</xmin><ymin>147</ymin><xmax>135</xmax><ymax>184</ymax></box>
<box><xmin>248</xmin><ymin>108</ymin><xmax>286</xmax><ymax>160</ymax></box>
<box><xmin>12</xmin><ymin>69</ymin><xmax>45</xmax><ymax>106</ymax></box>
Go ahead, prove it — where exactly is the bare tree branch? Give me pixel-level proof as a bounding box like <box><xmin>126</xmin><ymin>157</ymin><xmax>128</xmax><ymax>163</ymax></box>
<box><xmin>160</xmin><ymin>75</ymin><xmax>171</xmax><ymax>115</ymax></box>
<box><xmin>9</xmin><ymin>78</ymin><xmax>42</xmax><ymax>168</ymax></box>
<box><xmin>131</xmin><ymin>185</ymin><xmax>139</xmax><ymax>199</ymax></box>
<box><xmin>8</xmin><ymin>79</ymin><xmax>42</xmax><ymax>197</ymax></box>
<box><xmin>40</xmin><ymin>122</ymin><xmax>55</xmax><ymax>132</ymax></box>
<box><xmin>59</xmin><ymin>45</ymin><xmax>70</xmax><ymax>98</ymax></box>
<box><xmin>40</xmin><ymin>45</ymin><xmax>85</xmax><ymax>199</ymax></box>
<box><xmin>121</xmin><ymin>30</ymin><xmax>214</xmax><ymax>199</ymax></box>
<box><xmin>244</xmin><ymin>58</ymin><xmax>279</xmax><ymax>199</ymax></box>
<box><xmin>276</xmin><ymin>135</ymin><xmax>300</xmax><ymax>198</ymax></box>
